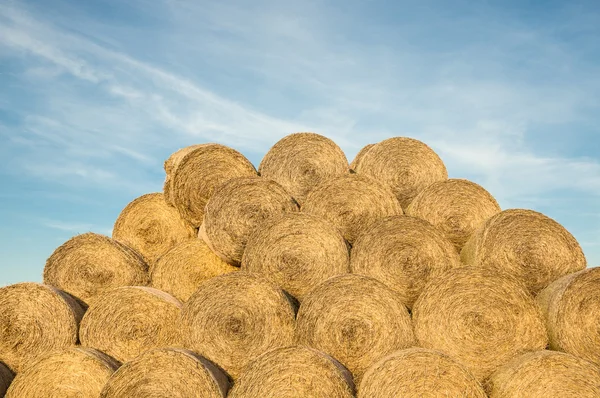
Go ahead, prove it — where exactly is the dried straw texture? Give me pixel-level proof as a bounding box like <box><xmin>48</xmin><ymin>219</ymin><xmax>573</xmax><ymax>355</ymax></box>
<box><xmin>80</xmin><ymin>286</ymin><xmax>182</xmax><ymax>363</ymax></box>
<box><xmin>164</xmin><ymin>144</ymin><xmax>257</xmax><ymax>227</ymax></box>
<box><xmin>200</xmin><ymin>177</ymin><xmax>299</xmax><ymax>265</ymax></box>
<box><xmin>241</xmin><ymin>212</ymin><xmax>350</xmax><ymax>301</ymax></box>
<box><xmin>44</xmin><ymin>232</ymin><xmax>149</xmax><ymax>306</ymax></box>
<box><xmin>163</xmin><ymin>144</ymin><xmax>207</xmax><ymax>202</ymax></box>
<box><xmin>151</xmin><ymin>239</ymin><xmax>238</xmax><ymax>302</ymax></box>
<box><xmin>354</xmin><ymin>137</ymin><xmax>448</xmax><ymax>209</ymax></box>
<box><xmin>0</xmin><ymin>283</ymin><xmax>84</xmax><ymax>373</ymax></box>
<box><xmin>358</xmin><ymin>348</ymin><xmax>487</xmax><ymax>398</ymax></box>
<box><xmin>461</xmin><ymin>209</ymin><xmax>587</xmax><ymax>294</ymax></box>
<box><xmin>258</xmin><ymin>132</ymin><xmax>350</xmax><ymax>204</ymax></box>
<box><xmin>179</xmin><ymin>272</ymin><xmax>296</xmax><ymax>380</ymax></box>
<box><xmin>113</xmin><ymin>193</ymin><xmax>196</xmax><ymax>267</ymax></box>
<box><xmin>0</xmin><ymin>362</ymin><xmax>14</xmax><ymax>397</ymax></box>
<box><xmin>295</xmin><ymin>274</ymin><xmax>415</xmax><ymax>384</ymax></box>
<box><xmin>350</xmin><ymin>215</ymin><xmax>461</xmax><ymax>309</ymax></box>
<box><xmin>301</xmin><ymin>174</ymin><xmax>403</xmax><ymax>244</ymax></box>
<box><xmin>5</xmin><ymin>348</ymin><xmax>119</xmax><ymax>398</ymax></box>
<box><xmin>486</xmin><ymin>350</ymin><xmax>600</xmax><ymax>398</ymax></box>
<box><xmin>349</xmin><ymin>143</ymin><xmax>375</xmax><ymax>171</ymax></box>
<box><xmin>412</xmin><ymin>267</ymin><xmax>548</xmax><ymax>381</ymax></box>
<box><xmin>537</xmin><ymin>267</ymin><xmax>600</xmax><ymax>366</ymax></box>
<box><xmin>101</xmin><ymin>348</ymin><xmax>228</xmax><ymax>398</ymax></box>
<box><xmin>228</xmin><ymin>346</ymin><xmax>355</xmax><ymax>398</ymax></box>
<box><xmin>406</xmin><ymin>178</ymin><xmax>501</xmax><ymax>252</ymax></box>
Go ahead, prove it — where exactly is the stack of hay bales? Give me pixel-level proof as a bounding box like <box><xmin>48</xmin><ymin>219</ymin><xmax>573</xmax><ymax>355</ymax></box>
<box><xmin>1</xmin><ymin>132</ymin><xmax>599</xmax><ymax>397</ymax></box>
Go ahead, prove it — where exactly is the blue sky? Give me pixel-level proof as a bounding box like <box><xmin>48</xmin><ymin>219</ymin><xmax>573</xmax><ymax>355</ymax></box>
<box><xmin>1</xmin><ymin>0</ymin><xmax>599</xmax><ymax>285</ymax></box>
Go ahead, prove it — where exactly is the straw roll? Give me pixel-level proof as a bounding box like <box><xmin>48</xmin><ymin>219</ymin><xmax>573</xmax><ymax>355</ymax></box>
<box><xmin>0</xmin><ymin>283</ymin><xmax>84</xmax><ymax>373</ymax></box>
<box><xmin>537</xmin><ymin>267</ymin><xmax>600</xmax><ymax>366</ymax></box>
<box><xmin>241</xmin><ymin>212</ymin><xmax>350</xmax><ymax>301</ymax></box>
<box><xmin>5</xmin><ymin>348</ymin><xmax>119</xmax><ymax>398</ymax></box>
<box><xmin>461</xmin><ymin>209</ymin><xmax>587</xmax><ymax>294</ymax></box>
<box><xmin>80</xmin><ymin>286</ymin><xmax>182</xmax><ymax>364</ymax></box>
<box><xmin>258</xmin><ymin>132</ymin><xmax>350</xmax><ymax>204</ymax></box>
<box><xmin>44</xmin><ymin>232</ymin><xmax>149</xmax><ymax>306</ymax></box>
<box><xmin>200</xmin><ymin>177</ymin><xmax>299</xmax><ymax>265</ymax></box>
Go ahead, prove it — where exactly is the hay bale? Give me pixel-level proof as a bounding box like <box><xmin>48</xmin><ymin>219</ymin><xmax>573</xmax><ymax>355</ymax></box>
<box><xmin>295</xmin><ymin>274</ymin><xmax>415</xmax><ymax>384</ymax></box>
<box><xmin>43</xmin><ymin>232</ymin><xmax>149</xmax><ymax>306</ymax></box>
<box><xmin>113</xmin><ymin>193</ymin><xmax>196</xmax><ymax>267</ymax></box>
<box><xmin>80</xmin><ymin>286</ymin><xmax>182</xmax><ymax>363</ymax></box>
<box><xmin>349</xmin><ymin>143</ymin><xmax>375</xmax><ymax>171</ymax></box>
<box><xmin>200</xmin><ymin>176</ymin><xmax>299</xmax><ymax>265</ymax></box>
<box><xmin>406</xmin><ymin>178</ymin><xmax>501</xmax><ymax>252</ymax></box>
<box><xmin>350</xmin><ymin>215</ymin><xmax>461</xmax><ymax>309</ymax></box>
<box><xmin>486</xmin><ymin>350</ymin><xmax>600</xmax><ymax>397</ymax></box>
<box><xmin>0</xmin><ymin>362</ymin><xmax>14</xmax><ymax>397</ymax></box>
<box><xmin>301</xmin><ymin>174</ymin><xmax>403</xmax><ymax>244</ymax></box>
<box><xmin>412</xmin><ymin>266</ymin><xmax>548</xmax><ymax>381</ymax></box>
<box><xmin>163</xmin><ymin>144</ymin><xmax>207</xmax><ymax>201</ymax></box>
<box><xmin>461</xmin><ymin>209</ymin><xmax>586</xmax><ymax>294</ymax></box>
<box><xmin>228</xmin><ymin>346</ymin><xmax>355</xmax><ymax>398</ymax></box>
<box><xmin>0</xmin><ymin>283</ymin><xmax>84</xmax><ymax>373</ymax></box>
<box><xmin>358</xmin><ymin>348</ymin><xmax>487</xmax><ymax>398</ymax></box>
<box><xmin>5</xmin><ymin>348</ymin><xmax>119</xmax><ymax>397</ymax></box>
<box><xmin>151</xmin><ymin>238</ymin><xmax>238</xmax><ymax>302</ymax></box>
<box><xmin>164</xmin><ymin>144</ymin><xmax>257</xmax><ymax>227</ymax></box>
<box><xmin>100</xmin><ymin>348</ymin><xmax>228</xmax><ymax>398</ymax></box>
<box><xmin>179</xmin><ymin>272</ymin><xmax>296</xmax><ymax>380</ymax></box>
<box><xmin>537</xmin><ymin>267</ymin><xmax>600</xmax><ymax>365</ymax></box>
<box><xmin>241</xmin><ymin>212</ymin><xmax>350</xmax><ymax>301</ymax></box>
<box><xmin>354</xmin><ymin>136</ymin><xmax>448</xmax><ymax>209</ymax></box>
<box><xmin>258</xmin><ymin>132</ymin><xmax>350</xmax><ymax>204</ymax></box>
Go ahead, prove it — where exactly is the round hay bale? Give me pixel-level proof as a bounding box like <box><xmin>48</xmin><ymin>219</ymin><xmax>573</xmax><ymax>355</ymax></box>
<box><xmin>5</xmin><ymin>347</ymin><xmax>119</xmax><ymax>398</ymax></box>
<box><xmin>486</xmin><ymin>350</ymin><xmax>600</xmax><ymax>397</ymax></box>
<box><xmin>100</xmin><ymin>348</ymin><xmax>228</xmax><ymax>398</ymax></box>
<box><xmin>179</xmin><ymin>272</ymin><xmax>296</xmax><ymax>380</ymax></box>
<box><xmin>80</xmin><ymin>286</ymin><xmax>182</xmax><ymax>363</ymax></box>
<box><xmin>228</xmin><ymin>346</ymin><xmax>355</xmax><ymax>398</ymax></box>
<box><xmin>460</xmin><ymin>208</ymin><xmax>586</xmax><ymax>294</ymax></box>
<box><xmin>349</xmin><ymin>143</ymin><xmax>375</xmax><ymax>171</ymax></box>
<box><xmin>358</xmin><ymin>348</ymin><xmax>487</xmax><ymax>398</ymax></box>
<box><xmin>164</xmin><ymin>144</ymin><xmax>257</xmax><ymax>227</ymax></box>
<box><xmin>258</xmin><ymin>132</ymin><xmax>349</xmax><ymax>204</ymax></box>
<box><xmin>113</xmin><ymin>192</ymin><xmax>196</xmax><ymax>267</ymax></box>
<box><xmin>406</xmin><ymin>178</ymin><xmax>501</xmax><ymax>252</ymax></box>
<box><xmin>151</xmin><ymin>238</ymin><xmax>238</xmax><ymax>302</ymax></box>
<box><xmin>412</xmin><ymin>266</ymin><xmax>548</xmax><ymax>381</ymax></box>
<box><xmin>200</xmin><ymin>176</ymin><xmax>299</xmax><ymax>265</ymax></box>
<box><xmin>354</xmin><ymin>136</ymin><xmax>448</xmax><ymax>209</ymax></box>
<box><xmin>241</xmin><ymin>212</ymin><xmax>350</xmax><ymax>301</ymax></box>
<box><xmin>295</xmin><ymin>274</ymin><xmax>415</xmax><ymax>384</ymax></box>
<box><xmin>537</xmin><ymin>267</ymin><xmax>600</xmax><ymax>365</ymax></box>
<box><xmin>0</xmin><ymin>362</ymin><xmax>14</xmax><ymax>397</ymax></box>
<box><xmin>350</xmin><ymin>215</ymin><xmax>461</xmax><ymax>309</ymax></box>
<box><xmin>44</xmin><ymin>232</ymin><xmax>149</xmax><ymax>306</ymax></box>
<box><xmin>0</xmin><ymin>283</ymin><xmax>84</xmax><ymax>373</ymax></box>
<box><xmin>301</xmin><ymin>174</ymin><xmax>403</xmax><ymax>245</ymax></box>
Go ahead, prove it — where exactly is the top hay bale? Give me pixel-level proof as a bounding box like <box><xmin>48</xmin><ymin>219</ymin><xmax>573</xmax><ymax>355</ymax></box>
<box><xmin>537</xmin><ymin>267</ymin><xmax>600</xmax><ymax>366</ymax></box>
<box><xmin>461</xmin><ymin>208</ymin><xmax>586</xmax><ymax>294</ymax></box>
<box><xmin>302</xmin><ymin>174</ymin><xmax>403</xmax><ymax>244</ymax></box>
<box><xmin>258</xmin><ymin>133</ymin><xmax>349</xmax><ymax>204</ymax></box>
<box><xmin>112</xmin><ymin>193</ymin><xmax>196</xmax><ymax>268</ymax></box>
<box><xmin>412</xmin><ymin>266</ymin><xmax>548</xmax><ymax>381</ymax></box>
<box><xmin>200</xmin><ymin>176</ymin><xmax>299</xmax><ymax>265</ymax></box>
<box><xmin>406</xmin><ymin>178</ymin><xmax>501</xmax><ymax>252</ymax></box>
<box><xmin>485</xmin><ymin>350</ymin><xmax>600</xmax><ymax>397</ymax></box>
<box><xmin>0</xmin><ymin>283</ymin><xmax>84</xmax><ymax>373</ymax></box>
<box><xmin>164</xmin><ymin>144</ymin><xmax>257</xmax><ymax>227</ymax></box>
<box><xmin>43</xmin><ymin>232</ymin><xmax>149</xmax><ymax>306</ymax></box>
<box><xmin>354</xmin><ymin>137</ymin><xmax>448</xmax><ymax>209</ymax></box>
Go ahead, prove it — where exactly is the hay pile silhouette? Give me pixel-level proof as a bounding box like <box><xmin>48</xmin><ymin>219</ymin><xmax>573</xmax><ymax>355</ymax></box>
<box><xmin>1</xmin><ymin>132</ymin><xmax>598</xmax><ymax>397</ymax></box>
